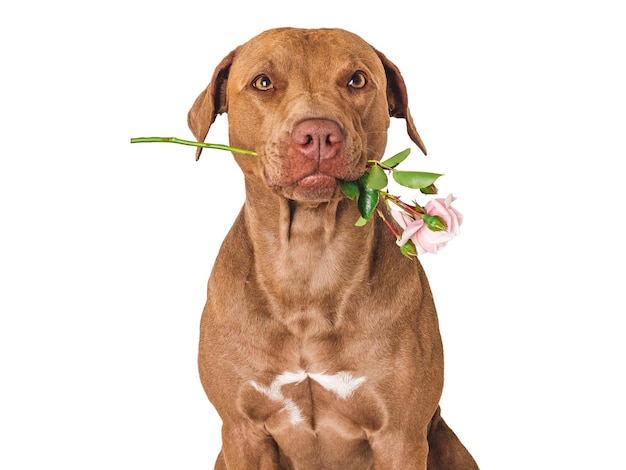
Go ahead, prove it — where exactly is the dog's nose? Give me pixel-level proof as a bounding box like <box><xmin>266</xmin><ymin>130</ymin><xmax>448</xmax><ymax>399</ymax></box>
<box><xmin>291</xmin><ymin>119</ymin><xmax>343</xmax><ymax>161</ymax></box>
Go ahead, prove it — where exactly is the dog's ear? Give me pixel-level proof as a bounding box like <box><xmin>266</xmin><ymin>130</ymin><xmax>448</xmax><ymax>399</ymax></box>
<box><xmin>187</xmin><ymin>51</ymin><xmax>234</xmax><ymax>160</ymax></box>
<box><xmin>376</xmin><ymin>50</ymin><xmax>427</xmax><ymax>156</ymax></box>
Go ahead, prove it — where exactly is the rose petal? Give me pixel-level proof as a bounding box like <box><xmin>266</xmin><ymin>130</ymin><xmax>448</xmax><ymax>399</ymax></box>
<box><xmin>391</xmin><ymin>209</ymin><xmax>410</xmax><ymax>229</ymax></box>
<box><xmin>397</xmin><ymin>219</ymin><xmax>424</xmax><ymax>246</ymax></box>
<box><xmin>391</xmin><ymin>210</ymin><xmax>424</xmax><ymax>247</ymax></box>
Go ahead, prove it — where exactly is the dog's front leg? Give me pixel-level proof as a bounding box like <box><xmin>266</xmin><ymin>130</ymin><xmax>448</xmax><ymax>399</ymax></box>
<box><xmin>369</xmin><ymin>433</ymin><xmax>429</xmax><ymax>469</ymax></box>
<box><xmin>215</xmin><ymin>423</ymin><xmax>280</xmax><ymax>470</ymax></box>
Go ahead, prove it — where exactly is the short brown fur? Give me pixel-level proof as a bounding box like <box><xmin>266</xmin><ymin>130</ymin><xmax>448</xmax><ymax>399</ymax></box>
<box><xmin>188</xmin><ymin>27</ymin><xmax>478</xmax><ymax>469</ymax></box>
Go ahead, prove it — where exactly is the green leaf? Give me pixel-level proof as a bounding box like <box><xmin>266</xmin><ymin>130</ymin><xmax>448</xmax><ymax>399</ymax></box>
<box><xmin>381</xmin><ymin>148</ymin><xmax>411</xmax><ymax>168</ymax></box>
<box><xmin>355</xmin><ymin>216</ymin><xmax>369</xmax><ymax>226</ymax></box>
<box><xmin>357</xmin><ymin>186</ymin><xmax>380</xmax><ymax>221</ymax></box>
<box><xmin>392</xmin><ymin>171</ymin><xmax>443</xmax><ymax>189</ymax></box>
<box><xmin>339</xmin><ymin>180</ymin><xmax>359</xmax><ymax>200</ymax></box>
<box><xmin>365</xmin><ymin>164</ymin><xmax>388</xmax><ymax>190</ymax></box>
<box><xmin>419</xmin><ymin>183</ymin><xmax>439</xmax><ymax>195</ymax></box>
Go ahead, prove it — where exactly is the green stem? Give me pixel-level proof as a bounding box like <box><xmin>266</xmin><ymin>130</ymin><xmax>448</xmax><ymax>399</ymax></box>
<box><xmin>130</xmin><ymin>137</ymin><xmax>257</xmax><ymax>156</ymax></box>
<box><xmin>380</xmin><ymin>191</ymin><xmax>424</xmax><ymax>216</ymax></box>
<box><xmin>366</xmin><ymin>160</ymin><xmax>395</xmax><ymax>172</ymax></box>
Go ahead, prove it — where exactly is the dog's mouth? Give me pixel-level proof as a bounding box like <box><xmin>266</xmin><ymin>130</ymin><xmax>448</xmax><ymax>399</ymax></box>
<box><xmin>296</xmin><ymin>172</ymin><xmax>337</xmax><ymax>188</ymax></box>
<box><xmin>280</xmin><ymin>172</ymin><xmax>340</xmax><ymax>202</ymax></box>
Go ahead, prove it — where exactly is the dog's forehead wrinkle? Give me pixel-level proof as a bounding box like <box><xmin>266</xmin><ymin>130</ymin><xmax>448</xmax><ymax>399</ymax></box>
<box><xmin>235</xmin><ymin>30</ymin><xmax>381</xmax><ymax>83</ymax></box>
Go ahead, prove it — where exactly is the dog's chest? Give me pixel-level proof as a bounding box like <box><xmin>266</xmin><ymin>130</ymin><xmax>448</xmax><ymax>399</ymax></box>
<box><xmin>239</xmin><ymin>369</ymin><xmax>381</xmax><ymax>463</ymax></box>
<box><xmin>244</xmin><ymin>369</ymin><xmax>367</xmax><ymax>425</ymax></box>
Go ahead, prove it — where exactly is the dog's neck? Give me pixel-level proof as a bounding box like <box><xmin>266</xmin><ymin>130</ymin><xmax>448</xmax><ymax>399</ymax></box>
<box><xmin>241</xmin><ymin>179</ymin><xmax>378</xmax><ymax>333</ymax></box>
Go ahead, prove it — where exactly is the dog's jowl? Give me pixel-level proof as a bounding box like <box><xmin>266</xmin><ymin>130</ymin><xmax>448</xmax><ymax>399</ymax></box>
<box><xmin>188</xmin><ymin>27</ymin><xmax>479</xmax><ymax>469</ymax></box>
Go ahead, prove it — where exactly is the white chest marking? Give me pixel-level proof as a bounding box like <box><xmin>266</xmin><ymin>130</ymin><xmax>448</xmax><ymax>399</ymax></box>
<box><xmin>307</xmin><ymin>371</ymin><xmax>367</xmax><ymax>399</ymax></box>
<box><xmin>249</xmin><ymin>370</ymin><xmax>367</xmax><ymax>425</ymax></box>
<box><xmin>250</xmin><ymin>370</ymin><xmax>308</xmax><ymax>425</ymax></box>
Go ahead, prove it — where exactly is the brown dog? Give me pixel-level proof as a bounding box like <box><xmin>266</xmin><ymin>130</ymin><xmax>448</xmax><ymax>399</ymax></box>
<box><xmin>188</xmin><ymin>27</ymin><xmax>479</xmax><ymax>469</ymax></box>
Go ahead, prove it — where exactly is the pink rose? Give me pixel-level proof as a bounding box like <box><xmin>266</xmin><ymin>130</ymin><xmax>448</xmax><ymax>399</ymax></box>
<box><xmin>392</xmin><ymin>194</ymin><xmax>463</xmax><ymax>254</ymax></box>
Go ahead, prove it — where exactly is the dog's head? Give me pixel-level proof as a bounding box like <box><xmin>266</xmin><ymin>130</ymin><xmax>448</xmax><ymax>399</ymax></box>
<box><xmin>188</xmin><ymin>28</ymin><xmax>426</xmax><ymax>203</ymax></box>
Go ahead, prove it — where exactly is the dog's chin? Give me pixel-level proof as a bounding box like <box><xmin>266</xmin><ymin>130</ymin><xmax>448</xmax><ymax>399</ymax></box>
<box><xmin>278</xmin><ymin>173</ymin><xmax>341</xmax><ymax>203</ymax></box>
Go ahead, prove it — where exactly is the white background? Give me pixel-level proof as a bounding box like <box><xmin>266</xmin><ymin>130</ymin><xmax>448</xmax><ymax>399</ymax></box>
<box><xmin>1</xmin><ymin>1</ymin><xmax>625</xmax><ymax>468</ymax></box>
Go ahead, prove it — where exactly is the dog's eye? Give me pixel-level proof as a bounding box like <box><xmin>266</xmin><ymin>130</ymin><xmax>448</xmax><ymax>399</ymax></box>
<box><xmin>252</xmin><ymin>75</ymin><xmax>274</xmax><ymax>91</ymax></box>
<box><xmin>348</xmin><ymin>71</ymin><xmax>367</xmax><ymax>89</ymax></box>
